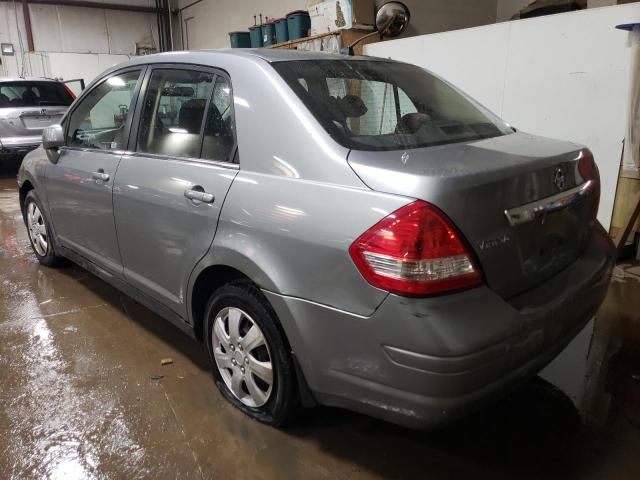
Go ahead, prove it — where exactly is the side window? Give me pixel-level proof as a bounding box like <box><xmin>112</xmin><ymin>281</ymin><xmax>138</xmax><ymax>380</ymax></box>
<box><xmin>137</xmin><ymin>69</ymin><xmax>214</xmax><ymax>158</ymax></box>
<box><xmin>66</xmin><ymin>70</ymin><xmax>141</xmax><ymax>150</ymax></box>
<box><xmin>201</xmin><ymin>76</ymin><xmax>235</xmax><ymax>162</ymax></box>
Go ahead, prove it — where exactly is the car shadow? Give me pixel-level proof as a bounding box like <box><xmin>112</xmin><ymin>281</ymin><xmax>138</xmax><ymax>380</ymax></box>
<box><xmin>53</xmin><ymin>255</ymin><xmax>600</xmax><ymax>479</ymax></box>
<box><xmin>286</xmin><ymin>377</ymin><xmax>593</xmax><ymax>478</ymax></box>
<box><xmin>0</xmin><ymin>158</ymin><xmax>22</xmax><ymax>178</ymax></box>
<box><xmin>54</xmin><ymin>263</ymin><xmax>212</xmax><ymax>373</ymax></box>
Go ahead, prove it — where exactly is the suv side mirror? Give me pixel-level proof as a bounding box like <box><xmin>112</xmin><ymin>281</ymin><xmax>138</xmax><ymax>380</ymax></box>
<box><xmin>43</xmin><ymin>124</ymin><xmax>64</xmax><ymax>163</ymax></box>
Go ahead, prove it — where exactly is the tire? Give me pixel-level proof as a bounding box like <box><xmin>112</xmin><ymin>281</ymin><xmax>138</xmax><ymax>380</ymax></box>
<box><xmin>205</xmin><ymin>280</ymin><xmax>298</xmax><ymax>426</ymax></box>
<box><xmin>23</xmin><ymin>190</ymin><xmax>63</xmax><ymax>267</ymax></box>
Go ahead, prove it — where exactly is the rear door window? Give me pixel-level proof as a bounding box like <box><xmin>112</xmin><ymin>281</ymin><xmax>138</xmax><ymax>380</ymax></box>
<box><xmin>136</xmin><ymin>69</ymin><xmax>214</xmax><ymax>159</ymax></box>
<box><xmin>201</xmin><ymin>76</ymin><xmax>235</xmax><ymax>162</ymax></box>
<box><xmin>0</xmin><ymin>82</ymin><xmax>73</xmax><ymax>107</ymax></box>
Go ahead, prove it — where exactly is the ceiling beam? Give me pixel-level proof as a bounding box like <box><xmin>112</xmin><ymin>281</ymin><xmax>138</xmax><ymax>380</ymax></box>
<box><xmin>0</xmin><ymin>0</ymin><xmax>165</xmax><ymax>14</ymax></box>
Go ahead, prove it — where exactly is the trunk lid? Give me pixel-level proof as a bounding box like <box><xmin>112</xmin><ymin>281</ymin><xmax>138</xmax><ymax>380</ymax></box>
<box><xmin>347</xmin><ymin>132</ymin><xmax>597</xmax><ymax>299</ymax></box>
<box><xmin>0</xmin><ymin>105</ymin><xmax>67</xmax><ymax>137</ymax></box>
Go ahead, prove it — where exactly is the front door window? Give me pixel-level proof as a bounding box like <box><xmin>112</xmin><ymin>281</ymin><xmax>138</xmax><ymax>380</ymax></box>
<box><xmin>66</xmin><ymin>70</ymin><xmax>141</xmax><ymax>150</ymax></box>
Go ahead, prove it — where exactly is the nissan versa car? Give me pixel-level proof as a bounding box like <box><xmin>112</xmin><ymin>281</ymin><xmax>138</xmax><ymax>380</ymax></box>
<box><xmin>1</xmin><ymin>78</ymin><xmax>75</xmax><ymax>161</ymax></box>
<box><xmin>17</xmin><ymin>50</ymin><xmax>614</xmax><ymax>429</ymax></box>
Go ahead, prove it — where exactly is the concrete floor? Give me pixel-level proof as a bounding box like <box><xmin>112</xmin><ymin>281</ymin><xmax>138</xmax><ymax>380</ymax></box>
<box><xmin>1</xmin><ymin>168</ymin><xmax>640</xmax><ymax>480</ymax></box>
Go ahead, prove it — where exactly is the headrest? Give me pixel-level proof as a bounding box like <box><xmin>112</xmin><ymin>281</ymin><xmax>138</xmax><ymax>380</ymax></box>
<box><xmin>326</xmin><ymin>95</ymin><xmax>368</xmax><ymax>123</ymax></box>
<box><xmin>178</xmin><ymin>99</ymin><xmax>206</xmax><ymax>133</ymax></box>
<box><xmin>396</xmin><ymin>112</ymin><xmax>431</xmax><ymax>134</ymax></box>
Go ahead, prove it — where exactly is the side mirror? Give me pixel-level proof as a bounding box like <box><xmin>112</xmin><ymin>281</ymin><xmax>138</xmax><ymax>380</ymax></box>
<box><xmin>342</xmin><ymin>1</ymin><xmax>411</xmax><ymax>55</ymax></box>
<box><xmin>43</xmin><ymin>124</ymin><xmax>64</xmax><ymax>163</ymax></box>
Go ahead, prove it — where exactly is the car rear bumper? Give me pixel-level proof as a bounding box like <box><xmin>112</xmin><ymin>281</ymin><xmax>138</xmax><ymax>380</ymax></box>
<box><xmin>264</xmin><ymin>223</ymin><xmax>615</xmax><ymax>429</ymax></box>
<box><xmin>0</xmin><ymin>136</ymin><xmax>41</xmax><ymax>158</ymax></box>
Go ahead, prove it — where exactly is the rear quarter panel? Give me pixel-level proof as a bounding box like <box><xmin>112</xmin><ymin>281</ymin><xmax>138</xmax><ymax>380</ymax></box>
<box><xmin>192</xmin><ymin>171</ymin><xmax>410</xmax><ymax>316</ymax></box>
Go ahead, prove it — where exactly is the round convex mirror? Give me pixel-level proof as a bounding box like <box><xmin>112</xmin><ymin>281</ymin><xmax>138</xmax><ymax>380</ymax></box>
<box><xmin>376</xmin><ymin>1</ymin><xmax>411</xmax><ymax>38</ymax></box>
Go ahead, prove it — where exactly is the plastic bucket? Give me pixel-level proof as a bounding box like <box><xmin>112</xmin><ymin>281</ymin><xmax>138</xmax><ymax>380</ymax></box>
<box><xmin>261</xmin><ymin>22</ymin><xmax>276</xmax><ymax>46</ymax></box>
<box><xmin>228</xmin><ymin>31</ymin><xmax>251</xmax><ymax>48</ymax></box>
<box><xmin>249</xmin><ymin>25</ymin><xmax>263</xmax><ymax>47</ymax></box>
<box><xmin>275</xmin><ymin>18</ymin><xmax>289</xmax><ymax>44</ymax></box>
<box><xmin>286</xmin><ymin>11</ymin><xmax>311</xmax><ymax>41</ymax></box>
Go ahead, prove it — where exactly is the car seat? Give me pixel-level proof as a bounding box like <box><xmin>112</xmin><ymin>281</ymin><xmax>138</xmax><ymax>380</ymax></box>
<box><xmin>22</xmin><ymin>89</ymin><xmax>38</xmax><ymax>106</ymax></box>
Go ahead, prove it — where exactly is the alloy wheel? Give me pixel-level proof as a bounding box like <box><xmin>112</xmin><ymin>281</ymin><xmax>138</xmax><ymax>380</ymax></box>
<box><xmin>211</xmin><ymin>307</ymin><xmax>274</xmax><ymax>407</ymax></box>
<box><xmin>26</xmin><ymin>202</ymin><xmax>48</xmax><ymax>257</ymax></box>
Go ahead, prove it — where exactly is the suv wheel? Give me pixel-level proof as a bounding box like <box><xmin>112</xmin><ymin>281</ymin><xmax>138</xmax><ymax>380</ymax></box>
<box><xmin>23</xmin><ymin>190</ymin><xmax>63</xmax><ymax>267</ymax></box>
<box><xmin>205</xmin><ymin>281</ymin><xmax>298</xmax><ymax>426</ymax></box>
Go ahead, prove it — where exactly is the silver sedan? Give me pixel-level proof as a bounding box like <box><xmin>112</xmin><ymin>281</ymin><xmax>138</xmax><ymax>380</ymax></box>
<box><xmin>18</xmin><ymin>49</ymin><xmax>614</xmax><ymax>429</ymax></box>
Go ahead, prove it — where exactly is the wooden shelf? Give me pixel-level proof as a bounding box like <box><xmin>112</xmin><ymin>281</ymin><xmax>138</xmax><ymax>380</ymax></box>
<box><xmin>266</xmin><ymin>28</ymin><xmax>378</xmax><ymax>55</ymax></box>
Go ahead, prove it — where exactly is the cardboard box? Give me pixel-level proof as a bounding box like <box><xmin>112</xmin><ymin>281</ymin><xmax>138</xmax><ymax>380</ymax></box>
<box><xmin>309</xmin><ymin>0</ymin><xmax>375</xmax><ymax>36</ymax></box>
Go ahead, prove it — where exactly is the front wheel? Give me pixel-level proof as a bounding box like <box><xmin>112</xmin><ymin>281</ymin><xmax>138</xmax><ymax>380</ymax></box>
<box><xmin>205</xmin><ymin>281</ymin><xmax>298</xmax><ymax>426</ymax></box>
<box><xmin>23</xmin><ymin>190</ymin><xmax>63</xmax><ymax>267</ymax></box>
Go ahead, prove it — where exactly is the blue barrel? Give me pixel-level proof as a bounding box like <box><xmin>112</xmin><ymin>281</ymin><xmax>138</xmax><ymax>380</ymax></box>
<box><xmin>249</xmin><ymin>25</ymin><xmax>263</xmax><ymax>47</ymax></box>
<box><xmin>261</xmin><ymin>22</ymin><xmax>276</xmax><ymax>46</ymax></box>
<box><xmin>275</xmin><ymin>18</ymin><xmax>289</xmax><ymax>43</ymax></box>
<box><xmin>229</xmin><ymin>31</ymin><xmax>251</xmax><ymax>48</ymax></box>
<box><xmin>286</xmin><ymin>10</ymin><xmax>311</xmax><ymax>41</ymax></box>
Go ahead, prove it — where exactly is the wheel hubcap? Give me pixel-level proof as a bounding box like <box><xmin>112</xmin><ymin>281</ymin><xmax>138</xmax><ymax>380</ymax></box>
<box><xmin>212</xmin><ymin>307</ymin><xmax>273</xmax><ymax>407</ymax></box>
<box><xmin>26</xmin><ymin>201</ymin><xmax>48</xmax><ymax>257</ymax></box>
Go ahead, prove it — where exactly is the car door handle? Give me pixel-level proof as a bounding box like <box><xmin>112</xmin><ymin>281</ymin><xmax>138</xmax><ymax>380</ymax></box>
<box><xmin>184</xmin><ymin>189</ymin><xmax>215</xmax><ymax>204</ymax></box>
<box><xmin>91</xmin><ymin>170</ymin><xmax>110</xmax><ymax>182</ymax></box>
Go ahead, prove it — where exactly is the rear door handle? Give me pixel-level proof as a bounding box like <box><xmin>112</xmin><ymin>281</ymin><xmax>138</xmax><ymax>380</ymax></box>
<box><xmin>91</xmin><ymin>169</ymin><xmax>110</xmax><ymax>182</ymax></box>
<box><xmin>184</xmin><ymin>188</ymin><xmax>215</xmax><ymax>204</ymax></box>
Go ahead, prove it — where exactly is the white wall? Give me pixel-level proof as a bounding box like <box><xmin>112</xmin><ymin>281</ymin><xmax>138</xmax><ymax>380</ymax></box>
<box><xmin>0</xmin><ymin>1</ymin><xmax>158</xmax><ymax>85</ymax></box>
<box><xmin>28</xmin><ymin>5</ymin><xmax>158</xmax><ymax>55</ymax></box>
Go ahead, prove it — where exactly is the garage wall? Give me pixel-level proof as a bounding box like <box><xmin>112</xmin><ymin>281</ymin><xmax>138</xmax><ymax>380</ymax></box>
<box><xmin>177</xmin><ymin>0</ymin><xmax>499</xmax><ymax>49</ymax></box>
<box><xmin>390</xmin><ymin>0</ymin><xmax>498</xmax><ymax>39</ymax></box>
<box><xmin>177</xmin><ymin>0</ymin><xmax>303</xmax><ymax>50</ymax></box>
<box><xmin>497</xmin><ymin>0</ymin><xmax>627</xmax><ymax>22</ymax></box>
<box><xmin>28</xmin><ymin>4</ymin><xmax>158</xmax><ymax>54</ymax></box>
<box><xmin>0</xmin><ymin>1</ymin><xmax>158</xmax><ymax>85</ymax></box>
<box><xmin>496</xmin><ymin>0</ymin><xmax>533</xmax><ymax>21</ymax></box>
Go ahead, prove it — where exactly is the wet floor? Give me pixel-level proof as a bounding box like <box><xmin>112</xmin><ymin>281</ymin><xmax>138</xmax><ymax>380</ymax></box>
<box><xmin>1</xmin><ymin>169</ymin><xmax>639</xmax><ymax>479</ymax></box>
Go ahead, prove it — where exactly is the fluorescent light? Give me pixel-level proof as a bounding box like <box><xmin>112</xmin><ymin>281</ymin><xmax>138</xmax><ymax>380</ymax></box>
<box><xmin>107</xmin><ymin>77</ymin><xmax>126</xmax><ymax>87</ymax></box>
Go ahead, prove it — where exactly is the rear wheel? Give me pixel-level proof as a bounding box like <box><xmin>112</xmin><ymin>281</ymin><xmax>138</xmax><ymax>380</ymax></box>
<box><xmin>24</xmin><ymin>190</ymin><xmax>63</xmax><ymax>267</ymax></box>
<box><xmin>205</xmin><ymin>281</ymin><xmax>298</xmax><ymax>426</ymax></box>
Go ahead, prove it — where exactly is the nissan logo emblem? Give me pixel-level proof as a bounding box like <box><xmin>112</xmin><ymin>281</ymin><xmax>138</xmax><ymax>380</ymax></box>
<box><xmin>553</xmin><ymin>167</ymin><xmax>565</xmax><ymax>190</ymax></box>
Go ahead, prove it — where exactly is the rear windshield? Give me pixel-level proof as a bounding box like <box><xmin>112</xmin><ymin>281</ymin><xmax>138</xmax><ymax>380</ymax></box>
<box><xmin>0</xmin><ymin>81</ymin><xmax>73</xmax><ymax>108</ymax></box>
<box><xmin>272</xmin><ymin>60</ymin><xmax>512</xmax><ymax>151</ymax></box>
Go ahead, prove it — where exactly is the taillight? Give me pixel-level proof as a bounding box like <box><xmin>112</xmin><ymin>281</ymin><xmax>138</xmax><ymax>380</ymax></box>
<box><xmin>349</xmin><ymin>201</ymin><xmax>482</xmax><ymax>296</ymax></box>
<box><xmin>578</xmin><ymin>150</ymin><xmax>600</xmax><ymax>224</ymax></box>
<box><xmin>63</xmin><ymin>83</ymin><xmax>76</xmax><ymax>100</ymax></box>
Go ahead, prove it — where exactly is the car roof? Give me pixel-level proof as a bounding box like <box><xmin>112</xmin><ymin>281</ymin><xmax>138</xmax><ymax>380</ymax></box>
<box><xmin>125</xmin><ymin>48</ymin><xmax>398</xmax><ymax>66</ymax></box>
<box><xmin>0</xmin><ymin>77</ymin><xmax>61</xmax><ymax>83</ymax></box>
<box><xmin>200</xmin><ymin>48</ymin><xmax>393</xmax><ymax>63</ymax></box>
